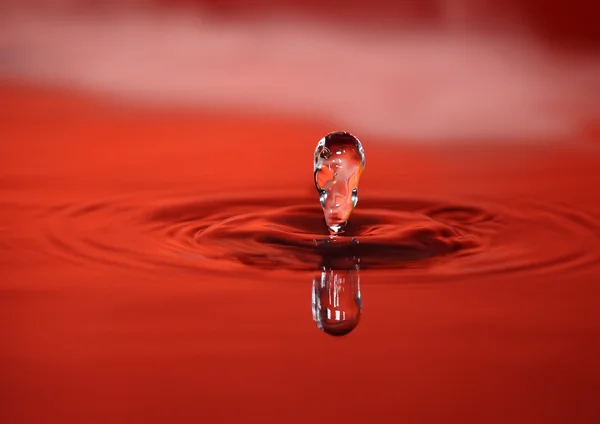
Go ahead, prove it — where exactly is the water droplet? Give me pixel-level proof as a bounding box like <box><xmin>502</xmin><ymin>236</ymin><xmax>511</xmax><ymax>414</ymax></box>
<box><xmin>312</xmin><ymin>266</ymin><xmax>362</xmax><ymax>337</ymax></box>
<box><xmin>314</xmin><ymin>131</ymin><xmax>365</xmax><ymax>235</ymax></box>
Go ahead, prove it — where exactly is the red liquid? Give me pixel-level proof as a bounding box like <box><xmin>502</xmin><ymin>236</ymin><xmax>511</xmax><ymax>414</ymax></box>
<box><xmin>1</xmin><ymin>83</ymin><xmax>600</xmax><ymax>423</ymax></box>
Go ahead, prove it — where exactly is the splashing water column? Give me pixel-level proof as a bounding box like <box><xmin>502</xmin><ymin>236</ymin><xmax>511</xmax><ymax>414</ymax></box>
<box><xmin>314</xmin><ymin>132</ymin><xmax>366</xmax><ymax>235</ymax></box>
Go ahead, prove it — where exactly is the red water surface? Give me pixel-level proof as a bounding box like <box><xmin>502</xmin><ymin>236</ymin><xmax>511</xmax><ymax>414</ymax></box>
<box><xmin>1</xmin><ymin>82</ymin><xmax>600</xmax><ymax>423</ymax></box>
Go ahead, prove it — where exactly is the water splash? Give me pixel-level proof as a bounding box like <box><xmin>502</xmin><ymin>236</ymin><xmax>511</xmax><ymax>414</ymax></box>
<box><xmin>314</xmin><ymin>132</ymin><xmax>366</xmax><ymax>235</ymax></box>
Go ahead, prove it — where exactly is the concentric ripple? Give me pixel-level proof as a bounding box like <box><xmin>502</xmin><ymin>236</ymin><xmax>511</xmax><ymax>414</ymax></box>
<box><xmin>153</xmin><ymin>199</ymin><xmax>486</xmax><ymax>271</ymax></box>
<box><xmin>31</xmin><ymin>191</ymin><xmax>600</xmax><ymax>280</ymax></box>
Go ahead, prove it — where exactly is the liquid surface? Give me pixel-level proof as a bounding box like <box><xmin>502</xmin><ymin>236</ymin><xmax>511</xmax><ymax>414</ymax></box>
<box><xmin>31</xmin><ymin>193</ymin><xmax>600</xmax><ymax>279</ymax></box>
<box><xmin>2</xmin><ymin>84</ymin><xmax>600</xmax><ymax>423</ymax></box>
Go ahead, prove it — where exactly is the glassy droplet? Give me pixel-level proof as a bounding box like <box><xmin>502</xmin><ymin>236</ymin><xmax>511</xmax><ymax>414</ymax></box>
<box><xmin>312</xmin><ymin>266</ymin><xmax>362</xmax><ymax>337</ymax></box>
<box><xmin>314</xmin><ymin>131</ymin><xmax>365</xmax><ymax>235</ymax></box>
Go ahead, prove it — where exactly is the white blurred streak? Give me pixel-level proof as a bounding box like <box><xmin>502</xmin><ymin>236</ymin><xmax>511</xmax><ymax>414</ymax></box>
<box><xmin>0</xmin><ymin>6</ymin><xmax>598</xmax><ymax>142</ymax></box>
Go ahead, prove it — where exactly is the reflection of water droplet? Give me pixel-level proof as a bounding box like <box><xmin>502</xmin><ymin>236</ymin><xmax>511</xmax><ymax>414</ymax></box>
<box><xmin>312</xmin><ymin>265</ymin><xmax>362</xmax><ymax>337</ymax></box>
<box><xmin>314</xmin><ymin>131</ymin><xmax>365</xmax><ymax>235</ymax></box>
